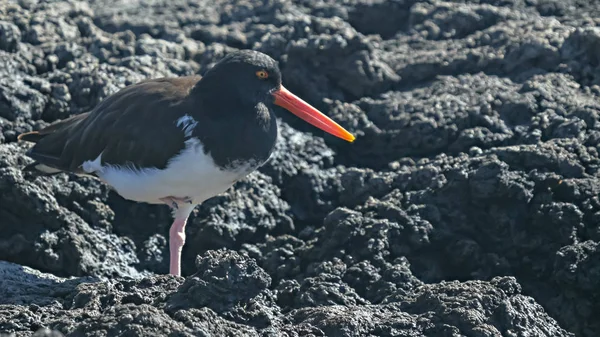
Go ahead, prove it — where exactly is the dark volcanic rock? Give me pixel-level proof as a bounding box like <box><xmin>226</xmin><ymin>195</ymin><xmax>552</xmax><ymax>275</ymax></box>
<box><xmin>0</xmin><ymin>143</ymin><xmax>139</xmax><ymax>278</ymax></box>
<box><xmin>292</xmin><ymin>277</ymin><xmax>573</xmax><ymax>337</ymax></box>
<box><xmin>1</xmin><ymin>0</ymin><xmax>598</xmax><ymax>336</ymax></box>
<box><xmin>166</xmin><ymin>250</ymin><xmax>279</xmax><ymax>329</ymax></box>
<box><xmin>0</xmin><ymin>258</ymin><xmax>572</xmax><ymax>337</ymax></box>
<box><xmin>0</xmin><ymin>21</ymin><xmax>22</xmax><ymax>52</ymax></box>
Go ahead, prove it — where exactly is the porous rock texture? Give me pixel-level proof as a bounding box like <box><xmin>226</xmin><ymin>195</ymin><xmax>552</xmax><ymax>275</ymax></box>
<box><xmin>0</xmin><ymin>0</ymin><xmax>598</xmax><ymax>336</ymax></box>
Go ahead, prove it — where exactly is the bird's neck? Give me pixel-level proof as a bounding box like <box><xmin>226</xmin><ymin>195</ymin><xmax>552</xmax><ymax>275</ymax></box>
<box><xmin>185</xmin><ymin>80</ymin><xmax>278</xmax><ymax>171</ymax></box>
<box><xmin>191</xmin><ymin>81</ymin><xmax>252</xmax><ymax>117</ymax></box>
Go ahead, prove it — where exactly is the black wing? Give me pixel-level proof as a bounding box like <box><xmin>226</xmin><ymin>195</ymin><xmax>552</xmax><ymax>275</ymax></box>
<box><xmin>18</xmin><ymin>76</ymin><xmax>202</xmax><ymax>174</ymax></box>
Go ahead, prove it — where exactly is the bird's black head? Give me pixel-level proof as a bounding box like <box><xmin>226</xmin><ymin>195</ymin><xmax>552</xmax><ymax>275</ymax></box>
<box><xmin>195</xmin><ymin>49</ymin><xmax>356</xmax><ymax>143</ymax></box>
<box><xmin>198</xmin><ymin>50</ymin><xmax>282</xmax><ymax>104</ymax></box>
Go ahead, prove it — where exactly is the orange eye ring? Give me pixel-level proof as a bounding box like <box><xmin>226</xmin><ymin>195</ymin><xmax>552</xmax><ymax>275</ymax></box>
<box><xmin>256</xmin><ymin>70</ymin><xmax>269</xmax><ymax>79</ymax></box>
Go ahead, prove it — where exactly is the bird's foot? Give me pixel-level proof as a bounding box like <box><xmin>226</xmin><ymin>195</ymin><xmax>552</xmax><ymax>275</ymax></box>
<box><xmin>160</xmin><ymin>196</ymin><xmax>193</xmax><ymax>210</ymax></box>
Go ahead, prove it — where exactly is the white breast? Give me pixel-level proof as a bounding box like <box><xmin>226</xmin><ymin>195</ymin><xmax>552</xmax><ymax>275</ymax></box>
<box><xmin>82</xmin><ymin>138</ymin><xmax>255</xmax><ymax>205</ymax></box>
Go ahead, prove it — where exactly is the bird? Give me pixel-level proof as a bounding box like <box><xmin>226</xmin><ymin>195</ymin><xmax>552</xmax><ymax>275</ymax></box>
<box><xmin>17</xmin><ymin>50</ymin><xmax>355</xmax><ymax>276</ymax></box>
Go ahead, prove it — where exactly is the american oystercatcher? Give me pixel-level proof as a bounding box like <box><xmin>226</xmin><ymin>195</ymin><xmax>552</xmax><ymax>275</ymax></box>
<box><xmin>17</xmin><ymin>50</ymin><xmax>355</xmax><ymax>276</ymax></box>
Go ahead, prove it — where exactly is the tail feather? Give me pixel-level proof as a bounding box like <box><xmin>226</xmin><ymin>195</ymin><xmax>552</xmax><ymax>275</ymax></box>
<box><xmin>22</xmin><ymin>161</ymin><xmax>64</xmax><ymax>176</ymax></box>
<box><xmin>25</xmin><ymin>151</ymin><xmax>65</xmax><ymax>170</ymax></box>
<box><xmin>18</xmin><ymin>113</ymin><xmax>88</xmax><ymax>142</ymax></box>
<box><xmin>17</xmin><ymin>131</ymin><xmax>45</xmax><ymax>142</ymax></box>
<box><xmin>17</xmin><ymin>113</ymin><xmax>89</xmax><ymax>175</ymax></box>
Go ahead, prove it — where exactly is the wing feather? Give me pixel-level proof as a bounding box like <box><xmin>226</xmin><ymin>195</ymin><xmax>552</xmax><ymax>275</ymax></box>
<box><xmin>19</xmin><ymin>76</ymin><xmax>202</xmax><ymax>174</ymax></box>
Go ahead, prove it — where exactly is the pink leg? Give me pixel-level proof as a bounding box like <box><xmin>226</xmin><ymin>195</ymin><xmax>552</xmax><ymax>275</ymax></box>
<box><xmin>168</xmin><ymin>216</ymin><xmax>188</xmax><ymax>276</ymax></box>
<box><xmin>161</xmin><ymin>197</ymin><xmax>195</xmax><ymax>276</ymax></box>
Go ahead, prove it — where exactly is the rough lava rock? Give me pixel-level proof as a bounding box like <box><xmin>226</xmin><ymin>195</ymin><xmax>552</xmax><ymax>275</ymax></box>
<box><xmin>0</xmin><ymin>254</ymin><xmax>573</xmax><ymax>337</ymax></box>
<box><xmin>0</xmin><ymin>0</ymin><xmax>598</xmax><ymax>336</ymax></box>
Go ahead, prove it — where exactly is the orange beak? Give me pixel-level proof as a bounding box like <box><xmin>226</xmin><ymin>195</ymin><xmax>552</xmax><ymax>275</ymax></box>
<box><xmin>272</xmin><ymin>85</ymin><xmax>355</xmax><ymax>142</ymax></box>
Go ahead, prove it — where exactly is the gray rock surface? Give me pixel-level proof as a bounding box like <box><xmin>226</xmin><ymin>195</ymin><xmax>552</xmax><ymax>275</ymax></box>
<box><xmin>1</xmin><ymin>0</ymin><xmax>597</xmax><ymax>336</ymax></box>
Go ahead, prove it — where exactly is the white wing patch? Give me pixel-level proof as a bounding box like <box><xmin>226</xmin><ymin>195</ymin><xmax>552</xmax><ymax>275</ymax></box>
<box><xmin>34</xmin><ymin>164</ymin><xmax>62</xmax><ymax>174</ymax></box>
<box><xmin>176</xmin><ymin>114</ymin><xmax>198</xmax><ymax>138</ymax></box>
<box><xmin>82</xmin><ymin>152</ymin><xmax>104</xmax><ymax>173</ymax></box>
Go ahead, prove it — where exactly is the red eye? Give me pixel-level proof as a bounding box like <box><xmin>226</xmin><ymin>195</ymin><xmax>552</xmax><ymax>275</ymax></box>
<box><xmin>256</xmin><ymin>70</ymin><xmax>269</xmax><ymax>79</ymax></box>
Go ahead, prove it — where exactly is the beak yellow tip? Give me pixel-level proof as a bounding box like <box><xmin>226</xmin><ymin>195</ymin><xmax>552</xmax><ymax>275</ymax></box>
<box><xmin>345</xmin><ymin>132</ymin><xmax>356</xmax><ymax>143</ymax></box>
